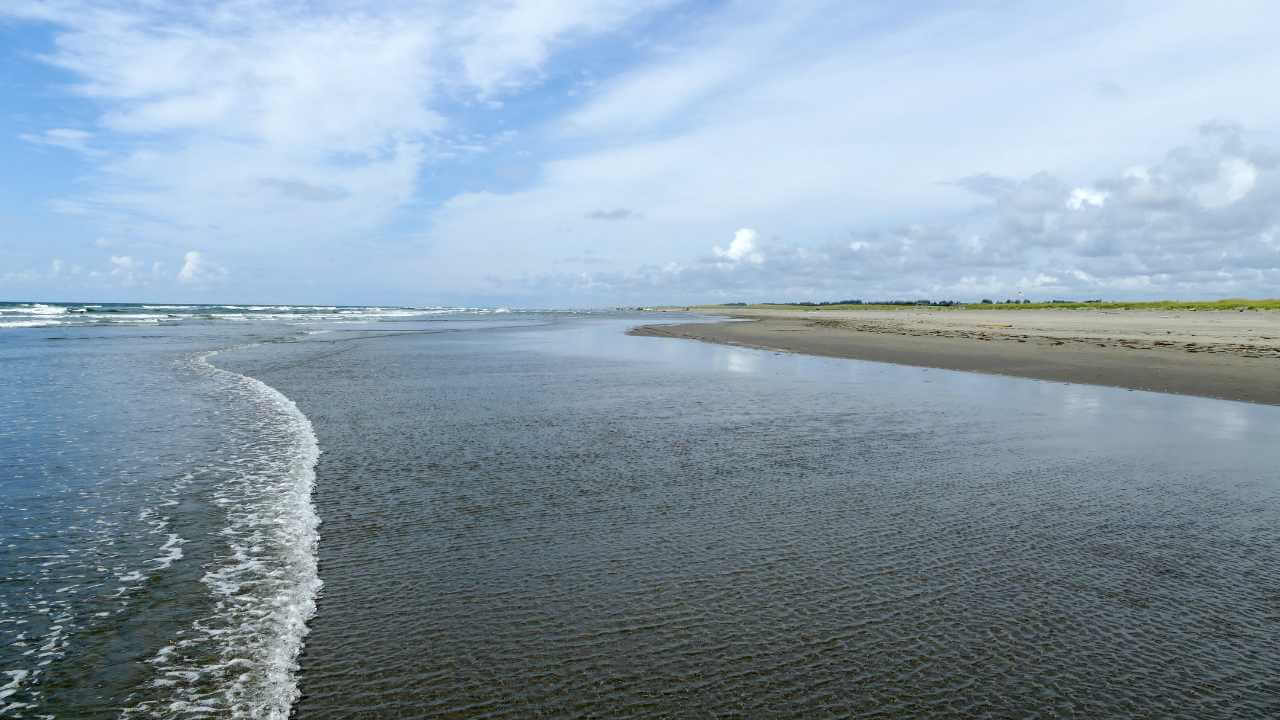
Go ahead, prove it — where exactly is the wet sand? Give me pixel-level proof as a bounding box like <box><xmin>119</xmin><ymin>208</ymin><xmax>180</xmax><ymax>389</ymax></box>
<box><xmin>630</xmin><ymin>308</ymin><xmax>1280</xmax><ymax>405</ymax></box>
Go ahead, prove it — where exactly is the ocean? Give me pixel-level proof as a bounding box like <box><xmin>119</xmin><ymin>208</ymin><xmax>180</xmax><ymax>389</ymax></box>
<box><xmin>1</xmin><ymin>302</ymin><xmax>1277</xmax><ymax>718</ymax></box>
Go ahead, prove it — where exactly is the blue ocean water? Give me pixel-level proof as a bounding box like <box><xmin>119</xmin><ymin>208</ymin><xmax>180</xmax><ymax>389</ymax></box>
<box><xmin>0</xmin><ymin>303</ymin><xmax>540</xmax><ymax>717</ymax></box>
<box><xmin>2</xmin><ymin>304</ymin><xmax>1278</xmax><ymax>718</ymax></box>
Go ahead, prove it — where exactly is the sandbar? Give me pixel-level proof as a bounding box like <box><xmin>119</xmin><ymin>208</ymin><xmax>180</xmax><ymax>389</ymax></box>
<box><xmin>630</xmin><ymin>307</ymin><xmax>1280</xmax><ymax>405</ymax></box>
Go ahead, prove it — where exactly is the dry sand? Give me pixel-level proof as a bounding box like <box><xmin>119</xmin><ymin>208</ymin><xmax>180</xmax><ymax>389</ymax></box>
<box><xmin>630</xmin><ymin>307</ymin><xmax>1280</xmax><ymax>405</ymax></box>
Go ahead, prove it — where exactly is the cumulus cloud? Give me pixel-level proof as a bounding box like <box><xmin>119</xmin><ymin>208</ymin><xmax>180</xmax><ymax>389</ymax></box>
<box><xmin>3</xmin><ymin>253</ymin><xmax>173</xmax><ymax>290</ymax></box>
<box><xmin>404</xmin><ymin>2</ymin><xmax>1280</xmax><ymax>306</ymax></box>
<box><xmin>1066</xmin><ymin>188</ymin><xmax>1108</xmax><ymax>210</ymax></box>
<box><xmin>177</xmin><ymin>250</ymin><xmax>226</xmax><ymax>285</ymax></box>
<box><xmin>177</xmin><ymin>252</ymin><xmax>200</xmax><ymax>283</ymax></box>
<box><xmin>0</xmin><ymin>258</ymin><xmax>70</xmax><ymax>286</ymax></box>
<box><xmin>713</xmin><ymin>228</ymin><xmax>765</xmax><ymax>265</ymax></box>
<box><xmin>498</xmin><ymin>125</ymin><xmax>1280</xmax><ymax>303</ymax></box>
<box><xmin>107</xmin><ymin>255</ymin><xmax>142</xmax><ymax>285</ymax></box>
<box><xmin>9</xmin><ymin>2</ymin><xmax>1280</xmax><ymax>304</ymax></box>
<box><xmin>1193</xmin><ymin>157</ymin><xmax>1258</xmax><ymax>208</ymax></box>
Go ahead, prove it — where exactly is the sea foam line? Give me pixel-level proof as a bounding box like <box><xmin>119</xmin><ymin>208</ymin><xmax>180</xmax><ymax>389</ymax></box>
<box><xmin>127</xmin><ymin>349</ymin><xmax>321</xmax><ymax>719</ymax></box>
<box><xmin>199</xmin><ymin>349</ymin><xmax>321</xmax><ymax>719</ymax></box>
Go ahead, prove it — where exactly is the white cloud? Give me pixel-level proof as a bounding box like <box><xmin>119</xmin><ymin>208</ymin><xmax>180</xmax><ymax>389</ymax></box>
<box><xmin>19</xmin><ymin>128</ymin><xmax>97</xmax><ymax>154</ymax></box>
<box><xmin>491</xmin><ymin>125</ymin><xmax>1280</xmax><ymax>303</ymax></box>
<box><xmin>177</xmin><ymin>252</ymin><xmax>201</xmax><ymax>283</ymax></box>
<box><xmin>450</xmin><ymin>0</ymin><xmax>675</xmax><ymax>96</ymax></box>
<box><xmin>713</xmin><ymin>228</ymin><xmax>765</xmax><ymax>265</ymax></box>
<box><xmin>108</xmin><ymin>254</ymin><xmax>140</xmax><ymax>285</ymax></box>
<box><xmin>16</xmin><ymin>4</ymin><xmax>446</xmax><ymax>256</ymax></box>
<box><xmin>1066</xmin><ymin>187</ymin><xmax>1108</xmax><ymax>209</ymax></box>
<box><xmin>564</xmin><ymin>47</ymin><xmax>748</xmax><ymax>136</ymax></box>
<box><xmin>0</xmin><ymin>258</ymin><xmax>68</xmax><ymax>285</ymax></box>
<box><xmin>90</xmin><ymin>19</ymin><xmax>440</xmax><ymax>152</ymax></box>
<box><xmin>7</xmin><ymin>1</ymin><xmax>1280</xmax><ymax>303</ymax></box>
<box><xmin>177</xmin><ymin>250</ymin><xmax>225</xmax><ymax>285</ymax></box>
<box><xmin>1194</xmin><ymin>157</ymin><xmax>1258</xmax><ymax>208</ymax></box>
<box><xmin>3</xmin><ymin>0</ymin><xmax>670</xmax><ymax>275</ymax></box>
<box><xmin>411</xmin><ymin>2</ymin><xmax>1280</xmax><ymax>304</ymax></box>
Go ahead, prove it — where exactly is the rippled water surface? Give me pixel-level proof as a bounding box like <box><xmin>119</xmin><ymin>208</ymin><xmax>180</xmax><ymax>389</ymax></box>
<box><xmin>213</xmin><ymin>316</ymin><xmax>1280</xmax><ymax>719</ymax></box>
<box><xmin>0</xmin><ymin>310</ymin><xmax>542</xmax><ymax>718</ymax></box>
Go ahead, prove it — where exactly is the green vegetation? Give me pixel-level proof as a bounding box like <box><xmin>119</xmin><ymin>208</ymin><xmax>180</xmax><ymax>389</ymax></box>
<box><xmin>701</xmin><ymin>298</ymin><xmax>1280</xmax><ymax>311</ymax></box>
<box><xmin>962</xmin><ymin>299</ymin><xmax>1280</xmax><ymax>311</ymax></box>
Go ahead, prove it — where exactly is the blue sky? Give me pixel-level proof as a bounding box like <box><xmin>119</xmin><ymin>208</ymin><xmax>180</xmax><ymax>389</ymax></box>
<box><xmin>2</xmin><ymin>0</ymin><xmax>1280</xmax><ymax>306</ymax></box>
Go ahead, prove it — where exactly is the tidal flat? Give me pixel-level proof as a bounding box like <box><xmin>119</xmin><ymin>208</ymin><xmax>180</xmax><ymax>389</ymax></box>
<box><xmin>634</xmin><ymin>307</ymin><xmax>1280</xmax><ymax>405</ymax></box>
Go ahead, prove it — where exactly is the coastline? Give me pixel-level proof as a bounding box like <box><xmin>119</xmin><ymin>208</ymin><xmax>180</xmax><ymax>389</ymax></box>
<box><xmin>630</xmin><ymin>308</ymin><xmax>1280</xmax><ymax>405</ymax></box>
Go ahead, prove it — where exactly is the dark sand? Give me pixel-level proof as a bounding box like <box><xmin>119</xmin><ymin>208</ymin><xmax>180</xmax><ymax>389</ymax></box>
<box><xmin>630</xmin><ymin>309</ymin><xmax>1280</xmax><ymax>405</ymax></box>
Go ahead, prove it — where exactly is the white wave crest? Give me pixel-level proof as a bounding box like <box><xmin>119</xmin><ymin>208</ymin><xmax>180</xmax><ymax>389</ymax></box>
<box><xmin>0</xmin><ymin>320</ymin><xmax>52</xmax><ymax>328</ymax></box>
<box><xmin>0</xmin><ymin>303</ymin><xmax>67</xmax><ymax>315</ymax></box>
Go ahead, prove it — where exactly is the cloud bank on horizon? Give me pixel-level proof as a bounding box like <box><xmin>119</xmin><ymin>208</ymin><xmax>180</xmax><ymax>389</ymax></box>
<box><xmin>2</xmin><ymin>0</ymin><xmax>1279</xmax><ymax>305</ymax></box>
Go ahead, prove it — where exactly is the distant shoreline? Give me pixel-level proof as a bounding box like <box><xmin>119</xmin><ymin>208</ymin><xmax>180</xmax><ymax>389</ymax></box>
<box><xmin>630</xmin><ymin>307</ymin><xmax>1280</xmax><ymax>405</ymax></box>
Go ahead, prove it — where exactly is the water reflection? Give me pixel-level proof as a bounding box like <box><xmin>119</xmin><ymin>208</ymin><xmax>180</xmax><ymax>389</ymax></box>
<box><xmin>1188</xmin><ymin>397</ymin><xmax>1253</xmax><ymax>441</ymax></box>
<box><xmin>722</xmin><ymin>348</ymin><xmax>760</xmax><ymax>374</ymax></box>
<box><xmin>547</xmin><ymin>314</ymin><xmax>1280</xmax><ymax>448</ymax></box>
<box><xmin>1058</xmin><ymin>383</ymin><xmax>1104</xmax><ymax>420</ymax></box>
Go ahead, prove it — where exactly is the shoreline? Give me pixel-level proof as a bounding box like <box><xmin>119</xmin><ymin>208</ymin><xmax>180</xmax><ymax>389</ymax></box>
<box><xmin>630</xmin><ymin>308</ymin><xmax>1280</xmax><ymax>405</ymax></box>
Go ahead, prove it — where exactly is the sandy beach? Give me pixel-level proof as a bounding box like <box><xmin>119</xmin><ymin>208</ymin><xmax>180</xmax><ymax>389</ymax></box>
<box><xmin>631</xmin><ymin>307</ymin><xmax>1280</xmax><ymax>405</ymax></box>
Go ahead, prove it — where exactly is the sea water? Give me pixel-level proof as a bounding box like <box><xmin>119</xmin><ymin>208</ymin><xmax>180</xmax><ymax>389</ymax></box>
<box><xmin>0</xmin><ymin>304</ymin><xmax>535</xmax><ymax>718</ymax></box>
<box><xmin>235</xmin><ymin>316</ymin><xmax>1278</xmax><ymax>719</ymax></box>
<box><xmin>2</xmin><ymin>307</ymin><xmax>1278</xmax><ymax>718</ymax></box>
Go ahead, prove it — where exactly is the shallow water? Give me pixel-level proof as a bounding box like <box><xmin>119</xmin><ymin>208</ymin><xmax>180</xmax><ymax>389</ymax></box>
<box><xmin>3</xmin><ymin>312</ymin><xmax>1277</xmax><ymax>717</ymax></box>
<box><xmin>0</xmin><ymin>310</ymin><xmax>541</xmax><ymax>718</ymax></box>
<box><xmin>212</xmin><ymin>316</ymin><xmax>1280</xmax><ymax>719</ymax></box>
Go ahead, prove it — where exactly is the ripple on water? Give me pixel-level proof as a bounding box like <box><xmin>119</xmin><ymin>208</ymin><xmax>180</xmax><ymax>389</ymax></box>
<box><xmin>262</xmin><ymin>327</ymin><xmax>1280</xmax><ymax>719</ymax></box>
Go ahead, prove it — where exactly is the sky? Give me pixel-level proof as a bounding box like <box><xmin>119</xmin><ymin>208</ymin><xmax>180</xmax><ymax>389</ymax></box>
<box><xmin>2</xmin><ymin>0</ymin><xmax>1279</xmax><ymax>307</ymax></box>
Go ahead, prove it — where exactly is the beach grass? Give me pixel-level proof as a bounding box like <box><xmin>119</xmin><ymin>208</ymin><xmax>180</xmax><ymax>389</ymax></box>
<box><xmin>962</xmin><ymin>299</ymin><xmax>1280</xmax><ymax>310</ymax></box>
<box><xmin>693</xmin><ymin>299</ymin><xmax>1280</xmax><ymax>312</ymax></box>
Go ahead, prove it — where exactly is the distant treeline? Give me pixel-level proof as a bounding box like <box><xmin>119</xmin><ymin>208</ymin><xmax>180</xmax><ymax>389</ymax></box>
<box><xmin>748</xmin><ymin>299</ymin><xmax>965</xmax><ymax>307</ymax></box>
<box><xmin>717</xmin><ymin>298</ymin><xmax>1280</xmax><ymax>311</ymax></box>
<box><xmin>728</xmin><ymin>298</ymin><xmax>1104</xmax><ymax>307</ymax></box>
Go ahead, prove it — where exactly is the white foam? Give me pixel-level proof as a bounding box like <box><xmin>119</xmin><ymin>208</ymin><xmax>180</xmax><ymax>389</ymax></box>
<box><xmin>0</xmin><ymin>303</ymin><xmax>516</xmax><ymax>331</ymax></box>
<box><xmin>0</xmin><ymin>304</ymin><xmax>65</xmax><ymax>315</ymax></box>
<box><xmin>153</xmin><ymin>533</ymin><xmax>185</xmax><ymax>569</ymax></box>
<box><xmin>92</xmin><ymin>313</ymin><xmax>162</xmax><ymax>321</ymax></box>
<box><xmin>28</xmin><ymin>304</ymin><xmax>66</xmax><ymax>315</ymax></box>
<box><xmin>125</xmin><ymin>349</ymin><xmax>322</xmax><ymax>719</ymax></box>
